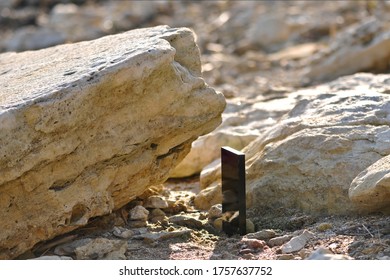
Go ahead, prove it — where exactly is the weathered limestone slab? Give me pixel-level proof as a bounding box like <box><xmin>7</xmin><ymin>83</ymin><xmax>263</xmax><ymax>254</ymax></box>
<box><xmin>0</xmin><ymin>25</ymin><xmax>225</xmax><ymax>259</ymax></box>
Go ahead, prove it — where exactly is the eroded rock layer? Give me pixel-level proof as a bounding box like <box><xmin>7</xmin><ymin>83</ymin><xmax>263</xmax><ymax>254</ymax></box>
<box><xmin>0</xmin><ymin>25</ymin><xmax>225</xmax><ymax>259</ymax></box>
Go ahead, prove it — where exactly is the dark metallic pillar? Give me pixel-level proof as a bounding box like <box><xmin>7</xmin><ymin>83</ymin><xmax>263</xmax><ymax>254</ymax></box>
<box><xmin>221</xmin><ymin>146</ymin><xmax>246</xmax><ymax>236</ymax></box>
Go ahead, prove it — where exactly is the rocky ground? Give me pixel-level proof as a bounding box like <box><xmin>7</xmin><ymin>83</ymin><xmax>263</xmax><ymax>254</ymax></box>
<box><xmin>23</xmin><ymin>178</ymin><xmax>389</xmax><ymax>260</ymax></box>
<box><xmin>1</xmin><ymin>1</ymin><xmax>390</xmax><ymax>260</ymax></box>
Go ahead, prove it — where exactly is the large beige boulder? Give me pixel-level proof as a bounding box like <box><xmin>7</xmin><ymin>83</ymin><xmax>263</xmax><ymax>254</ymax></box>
<box><xmin>198</xmin><ymin>73</ymin><xmax>390</xmax><ymax>214</ymax></box>
<box><xmin>0</xmin><ymin>25</ymin><xmax>225</xmax><ymax>259</ymax></box>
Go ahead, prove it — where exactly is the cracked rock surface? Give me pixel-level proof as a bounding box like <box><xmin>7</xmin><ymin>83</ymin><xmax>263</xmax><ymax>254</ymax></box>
<box><xmin>200</xmin><ymin>73</ymin><xmax>390</xmax><ymax>214</ymax></box>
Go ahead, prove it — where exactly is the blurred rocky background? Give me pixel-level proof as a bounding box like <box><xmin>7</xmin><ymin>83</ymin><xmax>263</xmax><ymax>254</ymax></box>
<box><xmin>1</xmin><ymin>0</ymin><xmax>389</xmax><ymax>88</ymax></box>
<box><xmin>1</xmin><ymin>0</ymin><xmax>390</xmax><ymax>260</ymax></box>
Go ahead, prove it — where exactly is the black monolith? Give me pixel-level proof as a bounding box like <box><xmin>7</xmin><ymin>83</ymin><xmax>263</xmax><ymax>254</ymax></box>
<box><xmin>221</xmin><ymin>146</ymin><xmax>246</xmax><ymax>236</ymax></box>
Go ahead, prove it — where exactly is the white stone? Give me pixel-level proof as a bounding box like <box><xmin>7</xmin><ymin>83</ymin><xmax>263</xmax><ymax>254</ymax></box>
<box><xmin>281</xmin><ymin>230</ymin><xmax>314</xmax><ymax>254</ymax></box>
<box><xmin>268</xmin><ymin>235</ymin><xmax>293</xmax><ymax>247</ymax></box>
<box><xmin>0</xmin><ymin>25</ymin><xmax>225</xmax><ymax>259</ymax></box>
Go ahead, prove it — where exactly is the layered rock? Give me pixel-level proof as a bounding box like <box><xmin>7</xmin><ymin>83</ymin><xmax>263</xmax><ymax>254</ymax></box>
<box><xmin>303</xmin><ymin>18</ymin><xmax>390</xmax><ymax>82</ymax></box>
<box><xmin>199</xmin><ymin>73</ymin><xmax>390</xmax><ymax>214</ymax></box>
<box><xmin>0</xmin><ymin>25</ymin><xmax>225</xmax><ymax>259</ymax></box>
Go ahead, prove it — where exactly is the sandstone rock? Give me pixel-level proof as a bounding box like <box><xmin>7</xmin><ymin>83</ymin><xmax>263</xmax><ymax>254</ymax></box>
<box><xmin>74</xmin><ymin>238</ymin><xmax>128</xmax><ymax>260</ymax></box>
<box><xmin>349</xmin><ymin>155</ymin><xmax>390</xmax><ymax>212</ymax></box>
<box><xmin>246</xmin><ymin>74</ymin><xmax>390</xmax><ymax>214</ymax></box>
<box><xmin>194</xmin><ymin>182</ymin><xmax>222</xmax><ymax>210</ymax></box>
<box><xmin>246</xmin><ymin>229</ymin><xmax>277</xmax><ymax>241</ymax></box>
<box><xmin>316</xmin><ymin>223</ymin><xmax>333</xmax><ymax>232</ymax></box>
<box><xmin>276</xmin><ymin>254</ymin><xmax>295</xmax><ymax>260</ymax></box>
<box><xmin>281</xmin><ymin>230</ymin><xmax>314</xmax><ymax>254</ymax></box>
<box><xmin>306</xmin><ymin>247</ymin><xmax>353</xmax><ymax>260</ymax></box>
<box><xmin>129</xmin><ymin>206</ymin><xmax>149</xmax><ymax>221</ymax></box>
<box><xmin>112</xmin><ymin>227</ymin><xmax>135</xmax><ymax>239</ymax></box>
<box><xmin>168</xmin><ymin>214</ymin><xmax>203</xmax><ymax>229</ymax></box>
<box><xmin>0</xmin><ymin>25</ymin><xmax>225</xmax><ymax>259</ymax></box>
<box><xmin>208</xmin><ymin>204</ymin><xmax>222</xmax><ymax>219</ymax></box>
<box><xmin>149</xmin><ymin>208</ymin><xmax>167</xmax><ymax>223</ymax></box>
<box><xmin>201</xmin><ymin>73</ymin><xmax>390</xmax><ymax>215</ymax></box>
<box><xmin>304</xmin><ymin>18</ymin><xmax>390</xmax><ymax>82</ymax></box>
<box><xmin>171</xmin><ymin>90</ymin><xmax>296</xmax><ymax>178</ymax></box>
<box><xmin>135</xmin><ymin>229</ymin><xmax>192</xmax><ymax>243</ymax></box>
<box><xmin>268</xmin><ymin>235</ymin><xmax>293</xmax><ymax>247</ymax></box>
<box><xmin>241</xmin><ymin>237</ymin><xmax>266</xmax><ymax>250</ymax></box>
<box><xmin>143</xmin><ymin>195</ymin><xmax>169</xmax><ymax>209</ymax></box>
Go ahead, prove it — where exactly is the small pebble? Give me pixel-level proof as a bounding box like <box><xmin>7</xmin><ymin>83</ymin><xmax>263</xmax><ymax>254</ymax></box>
<box><xmin>208</xmin><ymin>204</ymin><xmax>222</xmax><ymax>219</ymax></box>
<box><xmin>241</xmin><ymin>237</ymin><xmax>266</xmax><ymax>250</ymax></box>
<box><xmin>241</xmin><ymin>253</ymin><xmax>256</xmax><ymax>260</ymax></box>
<box><xmin>317</xmin><ymin>222</ymin><xmax>333</xmax><ymax>232</ymax></box>
<box><xmin>149</xmin><ymin>208</ymin><xmax>166</xmax><ymax>223</ymax></box>
<box><xmin>144</xmin><ymin>196</ymin><xmax>168</xmax><ymax>209</ymax></box>
<box><xmin>276</xmin><ymin>254</ymin><xmax>295</xmax><ymax>260</ymax></box>
<box><xmin>246</xmin><ymin>229</ymin><xmax>276</xmax><ymax>240</ymax></box>
<box><xmin>129</xmin><ymin>205</ymin><xmax>149</xmax><ymax>221</ymax></box>
<box><xmin>169</xmin><ymin>214</ymin><xmax>203</xmax><ymax>229</ymax></box>
<box><xmin>268</xmin><ymin>234</ymin><xmax>293</xmax><ymax>247</ymax></box>
<box><xmin>239</xmin><ymin>248</ymin><xmax>254</xmax><ymax>255</ymax></box>
<box><xmin>112</xmin><ymin>227</ymin><xmax>135</xmax><ymax>239</ymax></box>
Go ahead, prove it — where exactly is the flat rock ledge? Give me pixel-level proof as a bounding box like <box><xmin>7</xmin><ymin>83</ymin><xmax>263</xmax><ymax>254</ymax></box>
<box><xmin>0</xmin><ymin>25</ymin><xmax>225</xmax><ymax>259</ymax></box>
